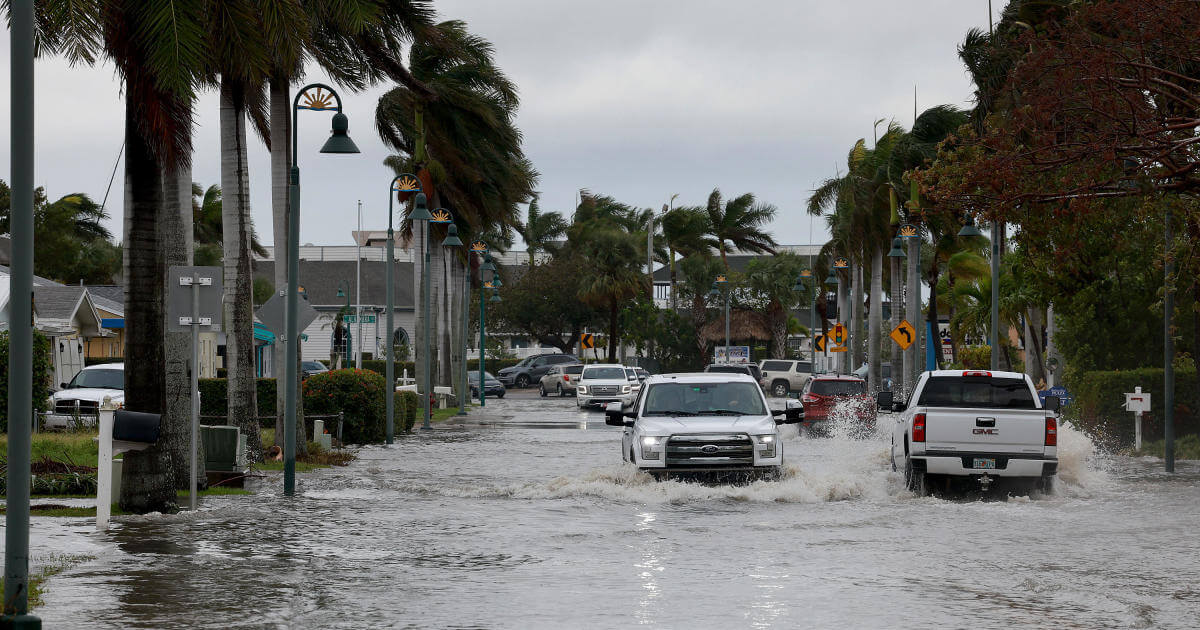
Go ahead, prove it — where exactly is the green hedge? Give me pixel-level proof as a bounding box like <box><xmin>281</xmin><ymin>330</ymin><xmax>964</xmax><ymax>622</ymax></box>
<box><xmin>468</xmin><ymin>358</ymin><xmax>523</xmax><ymax>373</ymax></box>
<box><xmin>198</xmin><ymin>378</ymin><xmax>277</xmax><ymax>418</ymax></box>
<box><xmin>1068</xmin><ymin>367</ymin><xmax>1198</xmax><ymax>448</ymax></box>
<box><xmin>320</xmin><ymin>357</ymin><xmax>526</xmax><ymax>377</ymax></box>
<box><xmin>0</xmin><ymin>331</ymin><xmax>52</xmax><ymax>432</ymax></box>
<box><xmin>303</xmin><ymin>369</ymin><xmax>386</xmax><ymax>444</ymax></box>
<box><xmin>397</xmin><ymin>390</ymin><xmax>419</xmax><ymax>432</ymax></box>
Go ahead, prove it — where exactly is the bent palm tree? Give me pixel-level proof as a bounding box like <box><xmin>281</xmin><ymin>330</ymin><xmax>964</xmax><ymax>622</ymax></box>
<box><xmin>705</xmin><ymin>188</ymin><xmax>778</xmax><ymax>270</ymax></box>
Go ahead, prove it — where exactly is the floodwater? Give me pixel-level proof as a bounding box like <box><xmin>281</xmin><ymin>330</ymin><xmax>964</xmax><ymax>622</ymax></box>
<box><xmin>16</xmin><ymin>393</ymin><xmax>1200</xmax><ymax>628</ymax></box>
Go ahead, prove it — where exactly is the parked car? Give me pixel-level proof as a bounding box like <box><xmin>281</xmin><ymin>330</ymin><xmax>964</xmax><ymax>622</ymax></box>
<box><xmin>469</xmin><ymin>371</ymin><xmax>506</xmax><ymax>399</ymax></box>
<box><xmin>539</xmin><ymin>364</ymin><xmax>583</xmax><ymax>397</ymax></box>
<box><xmin>606</xmin><ymin>372</ymin><xmax>802</xmax><ymax>479</ymax></box>
<box><xmin>45</xmin><ymin>363</ymin><xmax>125</xmax><ymax>429</ymax></box>
<box><xmin>758</xmin><ymin>359</ymin><xmax>814</xmax><ymax>397</ymax></box>
<box><xmin>633</xmin><ymin>367</ymin><xmax>651</xmax><ymax>381</ymax></box>
<box><xmin>301</xmin><ymin>361</ymin><xmax>329</xmax><ymax>379</ymax></box>
<box><xmin>576</xmin><ymin>364</ymin><xmax>637</xmax><ymax>409</ymax></box>
<box><xmin>703</xmin><ymin>363</ymin><xmax>763</xmax><ymax>384</ymax></box>
<box><xmin>885</xmin><ymin>370</ymin><xmax>1060</xmax><ymax>495</ymax></box>
<box><xmin>852</xmin><ymin>362</ymin><xmax>893</xmax><ymax>390</ymax></box>
<box><xmin>799</xmin><ymin>375</ymin><xmax>873</xmax><ymax>433</ymax></box>
<box><xmin>497</xmin><ymin>353</ymin><xmax>580</xmax><ymax>388</ymax></box>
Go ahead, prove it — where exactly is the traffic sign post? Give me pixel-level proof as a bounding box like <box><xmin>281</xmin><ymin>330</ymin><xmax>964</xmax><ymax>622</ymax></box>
<box><xmin>814</xmin><ymin>334</ymin><xmax>827</xmax><ymax>353</ymax></box>
<box><xmin>1124</xmin><ymin>386</ymin><xmax>1152</xmax><ymax>450</ymax></box>
<box><xmin>831</xmin><ymin>323</ymin><xmax>848</xmax><ymax>347</ymax></box>
<box><xmin>580</xmin><ymin>333</ymin><xmax>594</xmax><ymax>350</ymax></box>
<box><xmin>167</xmin><ymin>266</ymin><xmax>223</xmax><ymax>511</ymax></box>
<box><xmin>890</xmin><ymin>320</ymin><xmax>916</xmax><ymax>351</ymax></box>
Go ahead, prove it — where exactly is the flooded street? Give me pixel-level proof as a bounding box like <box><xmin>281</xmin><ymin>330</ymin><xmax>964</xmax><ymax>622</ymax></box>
<box><xmin>21</xmin><ymin>393</ymin><xmax>1200</xmax><ymax>629</ymax></box>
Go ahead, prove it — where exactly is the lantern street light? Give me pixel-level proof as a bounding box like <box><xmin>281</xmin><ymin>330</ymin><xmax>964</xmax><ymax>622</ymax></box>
<box><xmin>385</xmin><ymin>174</ymin><xmax>423</xmax><ymax>443</ymax></box>
<box><xmin>479</xmin><ymin>251</ymin><xmax>496</xmax><ymax>406</ymax></box>
<box><xmin>284</xmin><ymin>84</ymin><xmax>360</xmax><ymax>496</ymax></box>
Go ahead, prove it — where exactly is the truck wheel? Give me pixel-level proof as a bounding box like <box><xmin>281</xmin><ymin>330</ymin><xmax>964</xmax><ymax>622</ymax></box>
<box><xmin>516</xmin><ymin>374</ymin><xmax>531</xmax><ymax>388</ymax></box>
<box><xmin>904</xmin><ymin>458</ymin><xmax>928</xmax><ymax>497</ymax></box>
<box><xmin>539</xmin><ymin>383</ymin><xmax>547</xmax><ymax>397</ymax></box>
<box><xmin>771</xmin><ymin>381</ymin><xmax>789</xmax><ymax>398</ymax></box>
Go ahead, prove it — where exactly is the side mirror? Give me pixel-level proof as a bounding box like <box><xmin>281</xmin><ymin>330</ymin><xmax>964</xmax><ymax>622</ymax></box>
<box><xmin>605</xmin><ymin>402</ymin><xmax>633</xmax><ymax>426</ymax></box>
<box><xmin>775</xmin><ymin>399</ymin><xmax>804</xmax><ymax>424</ymax></box>
<box><xmin>1044</xmin><ymin>396</ymin><xmax>1061</xmax><ymax>412</ymax></box>
<box><xmin>892</xmin><ymin>401</ymin><xmax>907</xmax><ymax>413</ymax></box>
<box><xmin>60</xmin><ymin>382</ymin><xmax>68</xmax><ymax>389</ymax></box>
<box><xmin>876</xmin><ymin>391</ymin><xmax>893</xmax><ymax>410</ymax></box>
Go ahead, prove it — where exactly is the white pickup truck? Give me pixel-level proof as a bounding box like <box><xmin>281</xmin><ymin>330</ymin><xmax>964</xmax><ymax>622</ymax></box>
<box><xmin>606</xmin><ymin>373</ymin><xmax>803</xmax><ymax>479</ymax></box>
<box><xmin>879</xmin><ymin>370</ymin><xmax>1061</xmax><ymax>495</ymax></box>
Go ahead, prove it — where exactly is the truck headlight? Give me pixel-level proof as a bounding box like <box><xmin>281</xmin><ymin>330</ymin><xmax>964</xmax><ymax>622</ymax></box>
<box><xmin>753</xmin><ymin>434</ymin><xmax>777</xmax><ymax>458</ymax></box>
<box><xmin>622</xmin><ymin>385</ymin><xmax>632</xmax><ymax>394</ymax></box>
<box><xmin>577</xmin><ymin>385</ymin><xmax>588</xmax><ymax>395</ymax></box>
<box><xmin>641</xmin><ymin>436</ymin><xmax>662</xmax><ymax>460</ymax></box>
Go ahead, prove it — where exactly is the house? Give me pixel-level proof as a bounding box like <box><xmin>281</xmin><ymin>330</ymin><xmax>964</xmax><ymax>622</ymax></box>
<box><xmin>84</xmin><ymin>285</ymin><xmax>125</xmax><ymax>360</ymax></box>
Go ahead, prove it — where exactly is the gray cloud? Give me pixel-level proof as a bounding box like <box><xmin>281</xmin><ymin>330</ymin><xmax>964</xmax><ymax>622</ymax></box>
<box><xmin>0</xmin><ymin>0</ymin><xmax>990</xmax><ymax>253</ymax></box>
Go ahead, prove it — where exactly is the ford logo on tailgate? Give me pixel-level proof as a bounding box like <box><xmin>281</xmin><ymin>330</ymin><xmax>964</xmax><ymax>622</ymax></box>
<box><xmin>700</xmin><ymin>445</ymin><xmax>720</xmax><ymax>454</ymax></box>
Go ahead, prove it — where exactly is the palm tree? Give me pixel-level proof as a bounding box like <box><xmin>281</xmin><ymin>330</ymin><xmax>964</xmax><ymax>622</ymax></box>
<box><xmin>704</xmin><ymin>188</ymin><xmax>778</xmax><ymax>270</ymax></box>
<box><xmin>577</xmin><ymin>228</ymin><xmax>646</xmax><ymax>362</ymax></box>
<box><xmin>660</xmin><ymin>205</ymin><xmax>710</xmax><ymax>308</ymax></box>
<box><xmin>519</xmin><ymin>195</ymin><xmax>567</xmax><ymax>265</ymax></box>
<box><xmin>745</xmin><ymin>253</ymin><xmax>806</xmax><ymax>358</ymax></box>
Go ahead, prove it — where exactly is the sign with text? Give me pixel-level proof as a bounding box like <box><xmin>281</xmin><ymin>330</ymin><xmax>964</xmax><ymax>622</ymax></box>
<box><xmin>714</xmin><ymin>346</ymin><xmax>750</xmax><ymax>363</ymax></box>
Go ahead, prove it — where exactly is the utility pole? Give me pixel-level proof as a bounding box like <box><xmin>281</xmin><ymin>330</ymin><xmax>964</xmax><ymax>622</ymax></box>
<box><xmin>355</xmin><ymin>200</ymin><xmax>362</xmax><ymax>369</ymax></box>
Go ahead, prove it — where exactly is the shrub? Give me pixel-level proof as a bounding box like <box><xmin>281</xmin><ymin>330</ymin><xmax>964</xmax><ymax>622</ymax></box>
<box><xmin>1068</xmin><ymin>367</ymin><xmax>1199</xmax><ymax>448</ymax></box>
<box><xmin>396</xmin><ymin>390</ymin><xmax>419</xmax><ymax>432</ymax></box>
<box><xmin>0</xmin><ymin>331</ymin><xmax>53</xmax><ymax>432</ymax></box>
<box><xmin>303</xmin><ymin>369</ymin><xmax>386</xmax><ymax>444</ymax></box>
<box><xmin>467</xmin><ymin>358</ymin><xmax>522</xmax><ymax>373</ymax></box>
<box><xmin>198</xmin><ymin>378</ymin><xmax>276</xmax><ymax>418</ymax></box>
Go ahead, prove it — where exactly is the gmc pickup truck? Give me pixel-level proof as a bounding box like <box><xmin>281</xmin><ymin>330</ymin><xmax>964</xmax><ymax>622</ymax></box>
<box><xmin>879</xmin><ymin>370</ymin><xmax>1061</xmax><ymax>495</ymax></box>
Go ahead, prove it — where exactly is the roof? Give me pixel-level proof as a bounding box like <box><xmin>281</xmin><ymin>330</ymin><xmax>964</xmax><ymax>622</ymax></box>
<box><xmin>85</xmin><ymin>285</ymin><xmax>125</xmax><ymax>314</ymax></box>
<box><xmin>646</xmin><ymin>372</ymin><xmax>757</xmax><ymax>384</ymax></box>
<box><xmin>698</xmin><ymin>309</ymin><xmax>771</xmax><ymax>343</ymax></box>
<box><xmin>254</xmin><ymin>259</ymin><xmax>416</xmax><ymax>308</ymax></box>
<box><xmin>925</xmin><ymin>370</ymin><xmax>1028</xmax><ymax>379</ymax></box>
<box><xmin>33</xmin><ymin>286</ymin><xmax>89</xmax><ymax>320</ymax></box>
<box><xmin>811</xmin><ymin>374</ymin><xmax>866</xmax><ymax>381</ymax></box>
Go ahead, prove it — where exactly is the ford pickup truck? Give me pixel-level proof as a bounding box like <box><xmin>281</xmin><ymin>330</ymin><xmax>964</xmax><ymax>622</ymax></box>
<box><xmin>606</xmin><ymin>373</ymin><xmax>802</xmax><ymax>479</ymax></box>
<box><xmin>879</xmin><ymin>370</ymin><xmax>1061</xmax><ymax>495</ymax></box>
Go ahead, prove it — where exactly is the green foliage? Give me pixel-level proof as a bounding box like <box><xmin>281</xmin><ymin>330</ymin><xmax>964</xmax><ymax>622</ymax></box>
<box><xmin>1068</xmin><ymin>367</ymin><xmax>1199</xmax><ymax>448</ymax></box>
<box><xmin>252</xmin><ymin>277</ymin><xmax>274</xmax><ymax>306</ymax></box>
<box><xmin>397</xmin><ymin>390</ymin><xmax>419</xmax><ymax>432</ymax></box>
<box><xmin>0</xmin><ymin>331</ymin><xmax>53</xmax><ymax>432</ymax></box>
<box><xmin>302</xmin><ymin>369</ymin><xmax>387</xmax><ymax>444</ymax></box>
<box><xmin>1133</xmin><ymin>435</ymin><xmax>1200</xmax><ymax>460</ymax></box>
<box><xmin>619</xmin><ymin>298</ymin><xmax>704</xmax><ymax>372</ymax></box>
<box><xmin>467</xmin><ymin>358</ymin><xmax>521</xmax><ymax>372</ymax></box>
<box><xmin>198</xmin><ymin>378</ymin><xmax>276</xmax><ymax>418</ymax></box>
<box><xmin>0</xmin><ymin>183</ymin><xmax>121</xmax><ymax>284</ymax></box>
<box><xmin>490</xmin><ymin>250</ymin><xmax>599</xmax><ymax>352</ymax></box>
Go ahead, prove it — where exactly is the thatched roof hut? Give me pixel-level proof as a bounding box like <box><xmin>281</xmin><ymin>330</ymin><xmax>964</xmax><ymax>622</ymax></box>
<box><xmin>699</xmin><ymin>309</ymin><xmax>772</xmax><ymax>343</ymax></box>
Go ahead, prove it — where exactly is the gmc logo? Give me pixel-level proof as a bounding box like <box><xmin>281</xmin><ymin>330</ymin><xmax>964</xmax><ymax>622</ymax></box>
<box><xmin>973</xmin><ymin>428</ymin><xmax>1000</xmax><ymax>435</ymax></box>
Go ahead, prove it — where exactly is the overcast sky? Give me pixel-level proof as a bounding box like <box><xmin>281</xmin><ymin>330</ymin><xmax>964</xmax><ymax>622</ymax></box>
<box><xmin>0</xmin><ymin>1</ymin><xmax>992</xmax><ymax>251</ymax></box>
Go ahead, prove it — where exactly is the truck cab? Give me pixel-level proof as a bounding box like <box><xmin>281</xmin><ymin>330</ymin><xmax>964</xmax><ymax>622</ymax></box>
<box><xmin>883</xmin><ymin>370</ymin><xmax>1060</xmax><ymax>495</ymax></box>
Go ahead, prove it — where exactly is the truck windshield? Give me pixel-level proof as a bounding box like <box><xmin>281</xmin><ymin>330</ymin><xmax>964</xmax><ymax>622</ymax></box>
<box><xmin>68</xmin><ymin>369</ymin><xmax>124</xmax><ymax>390</ymax></box>
<box><xmin>642</xmin><ymin>382</ymin><xmax>766</xmax><ymax>416</ymax></box>
<box><xmin>583</xmin><ymin>367</ymin><xmax>626</xmax><ymax>380</ymax></box>
<box><xmin>917</xmin><ymin>376</ymin><xmax>1037</xmax><ymax>409</ymax></box>
<box><xmin>811</xmin><ymin>380</ymin><xmax>866</xmax><ymax>396</ymax></box>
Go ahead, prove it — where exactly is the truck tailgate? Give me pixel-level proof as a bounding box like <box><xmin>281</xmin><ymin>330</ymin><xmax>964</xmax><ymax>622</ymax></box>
<box><xmin>923</xmin><ymin>407</ymin><xmax>1047</xmax><ymax>455</ymax></box>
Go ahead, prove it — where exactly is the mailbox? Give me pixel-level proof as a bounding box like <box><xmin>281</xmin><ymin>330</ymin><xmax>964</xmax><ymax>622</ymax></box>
<box><xmin>113</xmin><ymin>409</ymin><xmax>161</xmax><ymax>444</ymax></box>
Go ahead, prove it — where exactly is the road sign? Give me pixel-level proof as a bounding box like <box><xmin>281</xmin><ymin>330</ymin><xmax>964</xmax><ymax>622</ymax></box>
<box><xmin>342</xmin><ymin>314</ymin><xmax>377</xmax><ymax>324</ymax></box>
<box><xmin>714</xmin><ymin>346</ymin><xmax>750</xmax><ymax>363</ymax></box>
<box><xmin>814</xmin><ymin>334</ymin><xmax>827</xmax><ymax>353</ymax></box>
<box><xmin>167</xmin><ymin>266</ymin><xmax>222</xmax><ymax>331</ymax></box>
<box><xmin>580</xmin><ymin>333</ymin><xmax>594</xmax><ymax>349</ymax></box>
<box><xmin>256</xmin><ymin>292</ymin><xmax>319</xmax><ymax>337</ymax></box>
<box><xmin>830</xmin><ymin>346</ymin><xmax>848</xmax><ymax>353</ymax></box>
<box><xmin>831</xmin><ymin>322</ymin><xmax>848</xmax><ymax>346</ymax></box>
<box><xmin>890</xmin><ymin>320</ymin><xmax>916</xmax><ymax>350</ymax></box>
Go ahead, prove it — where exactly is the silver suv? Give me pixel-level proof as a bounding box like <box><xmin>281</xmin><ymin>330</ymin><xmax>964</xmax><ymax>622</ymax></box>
<box><xmin>758</xmin><ymin>360</ymin><xmax>814</xmax><ymax>397</ymax></box>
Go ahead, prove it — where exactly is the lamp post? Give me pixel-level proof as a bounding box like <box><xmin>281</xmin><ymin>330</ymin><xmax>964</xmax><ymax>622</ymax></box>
<box><xmin>421</xmin><ymin>207</ymin><xmax>455</xmax><ymax>430</ymax></box>
<box><xmin>479</xmin><ymin>251</ymin><xmax>496</xmax><ymax>406</ymax></box>
<box><xmin>887</xmin><ymin>236</ymin><xmax>907</xmax><ymax>394</ymax></box>
<box><xmin>5</xmin><ymin>1</ymin><xmax>40</xmax><ymax>625</ymax></box>
<box><xmin>386</xmin><ymin>174</ymin><xmax>423</xmax><ymax>444</ymax></box>
<box><xmin>284</xmin><ymin>84</ymin><xmax>360</xmax><ymax>496</ymax></box>
<box><xmin>796</xmin><ymin>269</ymin><xmax>815</xmax><ymax>378</ymax></box>
<box><xmin>832</xmin><ymin>257</ymin><xmax>849</xmax><ymax>373</ymax></box>
<box><xmin>898</xmin><ymin>218</ymin><xmax>922</xmax><ymax>394</ymax></box>
<box><xmin>335</xmin><ymin>282</ymin><xmax>352</xmax><ymax>367</ymax></box>
<box><xmin>439</xmin><ymin>225</ymin><xmax>465</xmax><ymax>415</ymax></box>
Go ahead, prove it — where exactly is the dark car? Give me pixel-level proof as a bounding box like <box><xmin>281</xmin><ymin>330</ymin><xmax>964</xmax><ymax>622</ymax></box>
<box><xmin>469</xmin><ymin>371</ymin><xmax>506</xmax><ymax>399</ymax></box>
<box><xmin>301</xmin><ymin>361</ymin><xmax>329</xmax><ymax>379</ymax></box>
<box><xmin>852</xmin><ymin>363</ymin><xmax>893</xmax><ymax>391</ymax></box>
<box><xmin>704</xmin><ymin>363</ymin><xmax>763</xmax><ymax>384</ymax></box>
<box><xmin>800</xmin><ymin>375</ymin><xmax>874</xmax><ymax>433</ymax></box>
<box><xmin>497</xmin><ymin>353</ymin><xmax>580</xmax><ymax>388</ymax></box>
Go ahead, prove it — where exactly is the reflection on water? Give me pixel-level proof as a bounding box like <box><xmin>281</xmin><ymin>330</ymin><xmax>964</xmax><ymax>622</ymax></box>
<box><xmin>21</xmin><ymin>395</ymin><xmax>1200</xmax><ymax>629</ymax></box>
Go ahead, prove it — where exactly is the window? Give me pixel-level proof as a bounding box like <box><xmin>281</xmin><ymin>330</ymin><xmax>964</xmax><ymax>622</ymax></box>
<box><xmin>642</xmin><ymin>382</ymin><xmax>766</xmax><ymax>416</ymax></box>
<box><xmin>917</xmin><ymin>377</ymin><xmax>1036</xmax><ymax>409</ymax></box>
<box><xmin>68</xmin><ymin>369</ymin><xmax>124</xmax><ymax>390</ymax></box>
<box><xmin>762</xmin><ymin>360</ymin><xmax>793</xmax><ymax>372</ymax></box>
<box><xmin>583</xmin><ymin>366</ymin><xmax>626</xmax><ymax>380</ymax></box>
<box><xmin>811</xmin><ymin>380</ymin><xmax>867</xmax><ymax>396</ymax></box>
<box><xmin>565</xmin><ymin>365</ymin><xmax>584</xmax><ymax>375</ymax></box>
<box><xmin>552</xmin><ymin>355</ymin><xmax>576</xmax><ymax>364</ymax></box>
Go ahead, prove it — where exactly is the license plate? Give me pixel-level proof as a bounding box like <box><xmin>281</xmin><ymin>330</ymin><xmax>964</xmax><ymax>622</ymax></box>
<box><xmin>973</xmin><ymin>458</ymin><xmax>996</xmax><ymax>469</ymax></box>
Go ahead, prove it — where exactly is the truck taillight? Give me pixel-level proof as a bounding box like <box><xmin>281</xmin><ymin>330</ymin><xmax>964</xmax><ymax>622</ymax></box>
<box><xmin>963</xmin><ymin>371</ymin><xmax>991</xmax><ymax>377</ymax></box>
<box><xmin>563</xmin><ymin>375</ymin><xmax>570</xmax><ymax>381</ymax></box>
<box><xmin>1045</xmin><ymin>417</ymin><xmax>1057</xmax><ymax>446</ymax></box>
<box><xmin>912</xmin><ymin>413</ymin><xmax>926</xmax><ymax>442</ymax></box>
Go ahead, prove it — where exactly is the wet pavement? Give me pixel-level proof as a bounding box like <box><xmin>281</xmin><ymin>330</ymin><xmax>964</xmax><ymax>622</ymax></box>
<box><xmin>15</xmin><ymin>392</ymin><xmax>1200</xmax><ymax>628</ymax></box>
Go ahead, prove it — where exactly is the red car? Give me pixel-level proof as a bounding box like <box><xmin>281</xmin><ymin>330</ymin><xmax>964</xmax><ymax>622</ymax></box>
<box><xmin>799</xmin><ymin>375</ymin><xmax>874</xmax><ymax>432</ymax></box>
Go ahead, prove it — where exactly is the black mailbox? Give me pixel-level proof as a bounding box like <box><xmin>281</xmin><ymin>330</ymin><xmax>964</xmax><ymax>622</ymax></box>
<box><xmin>114</xmin><ymin>410</ymin><xmax>162</xmax><ymax>444</ymax></box>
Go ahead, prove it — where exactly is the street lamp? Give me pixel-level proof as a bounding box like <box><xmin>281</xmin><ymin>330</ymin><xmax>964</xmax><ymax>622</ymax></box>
<box><xmin>957</xmin><ymin>214</ymin><xmax>984</xmax><ymax>238</ymax></box>
<box><xmin>336</xmin><ymin>282</ymin><xmax>352</xmax><ymax>367</ymax></box>
<box><xmin>479</xmin><ymin>250</ymin><xmax>496</xmax><ymax>406</ymax></box>
<box><xmin>796</xmin><ymin>269</ymin><xmax>816</xmax><ymax>378</ymax></box>
<box><xmin>418</xmin><ymin>207</ymin><xmax>456</xmax><ymax>431</ymax></box>
<box><xmin>386</xmin><ymin>173</ymin><xmax>423</xmax><ymax>444</ymax></box>
<box><xmin>284</xmin><ymin>83</ymin><xmax>359</xmax><ymax>496</ymax></box>
<box><xmin>439</xmin><ymin>225</ymin><xmax>465</xmax><ymax>416</ymax></box>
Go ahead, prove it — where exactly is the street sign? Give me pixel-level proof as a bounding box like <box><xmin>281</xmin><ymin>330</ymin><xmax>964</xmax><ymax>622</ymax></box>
<box><xmin>256</xmin><ymin>292</ymin><xmax>319</xmax><ymax>337</ymax></box>
<box><xmin>580</xmin><ymin>333</ymin><xmax>594</xmax><ymax>349</ymax></box>
<box><xmin>714</xmin><ymin>346</ymin><xmax>750</xmax><ymax>363</ymax></box>
<box><xmin>342</xmin><ymin>314</ymin><xmax>377</xmax><ymax>324</ymax></box>
<box><xmin>830</xmin><ymin>346</ymin><xmax>848</xmax><ymax>353</ymax></box>
<box><xmin>831</xmin><ymin>322</ymin><xmax>848</xmax><ymax>347</ymax></box>
<box><xmin>814</xmin><ymin>334</ymin><xmax>827</xmax><ymax>353</ymax></box>
<box><xmin>167</xmin><ymin>266</ymin><xmax>222</xmax><ymax>331</ymax></box>
<box><xmin>890</xmin><ymin>320</ymin><xmax>916</xmax><ymax>350</ymax></box>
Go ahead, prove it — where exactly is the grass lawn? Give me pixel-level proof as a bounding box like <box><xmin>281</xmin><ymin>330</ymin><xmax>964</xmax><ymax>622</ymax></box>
<box><xmin>1132</xmin><ymin>434</ymin><xmax>1200</xmax><ymax>459</ymax></box>
<box><xmin>0</xmin><ymin>553</ymin><xmax>95</xmax><ymax>609</ymax></box>
<box><xmin>0</xmin><ymin>431</ymin><xmax>100</xmax><ymax>468</ymax></box>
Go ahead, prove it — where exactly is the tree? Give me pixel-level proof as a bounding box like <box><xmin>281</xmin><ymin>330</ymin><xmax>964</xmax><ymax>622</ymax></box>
<box><xmin>704</xmin><ymin>188</ymin><xmax>778</xmax><ymax>270</ymax></box>
<box><xmin>518</xmin><ymin>195</ymin><xmax>567</xmax><ymax>265</ymax></box>
<box><xmin>0</xmin><ymin>183</ymin><xmax>121</xmax><ymax>284</ymax></box>
<box><xmin>744</xmin><ymin>253</ymin><xmax>806</xmax><ymax>359</ymax></box>
<box><xmin>577</xmin><ymin>228</ymin><xmax>644</xmax><ymax>362</ymax></box>
<box><xmin>660</xmin><ymin>205</ymin><xmax>710</xmax><ymax>308</ymax></box>
<box><xmin>490</xmin><ymin>251</ymin><xmax>598</xmax><ymax>352</ymax></box>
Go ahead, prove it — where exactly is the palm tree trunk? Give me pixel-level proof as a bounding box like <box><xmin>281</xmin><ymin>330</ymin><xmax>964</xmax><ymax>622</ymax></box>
<box><xmin>162</xmin><ymin>158</ymin><xmax>202</xmax><ymax>489</ymax></box>
<box><xmin>607</xmin><ymin>299</ymin><xmax>620</xmax><ymax>362</ymax></box>
<box><xmin>927</xmin><ymin>264</ymin><xmax>943</xmax><ymax>370</ymax></box>
<box><xmin>869</xmin><ymin>249</ymin><xmax>882</xmax><ymax>393</ymax></box>
<box><xmin>119</xmin><ymin>104</ymin><xmax>177</xmax><ymax>513</ymax></box>
<box><xmin>890</xmin><ymin>256</ymin><xmax>902</xmax><ymax>368</ymax></box>
<box><xmin>668</xmin><ymin>248</ymin><xmax>677</xmax><ymax>310</ymax></box>
<box><xmin>414</xmin><ymin>219</ymin><xmax>429</xmax><ymax>402</ymax></box>
<box><xmin>220</xmin><ymin>78</ymin><xmax>261</xmax><ymax>458</ymax></box>
<box><xmin>852</xmin><ymin>260</ymin><xmax>864</xmax><ymax>370</ymax></box>
<box><xmin>439</xmin><ymin>243</ymin><xmax>453</xmax><ymax>386</ymax></box>
<box><xmin>769</xmin><ymin>301</ymin><xmax>787</xmax><ymax>359</ymax></box>
<box><xmin>905</xmin><ymin>237</ymin><xmax>921</xmax><ymax>392</ymax></box>
<box><xmin>836</xmin><ymin>277</ymin><xmax>846</xmax><ymax>374</ymax></box>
